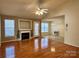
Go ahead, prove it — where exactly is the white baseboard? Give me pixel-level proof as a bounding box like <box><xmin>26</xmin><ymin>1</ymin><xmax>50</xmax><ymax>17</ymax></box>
<box><xmin>64</xmin><ymin>42</ymin><xmax>79</xmax><ymax>48</ymax></box>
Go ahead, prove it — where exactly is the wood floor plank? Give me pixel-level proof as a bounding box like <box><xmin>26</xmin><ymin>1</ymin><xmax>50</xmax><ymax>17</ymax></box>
<box><xmin>0</xmin><ymin>37</ymin><xmax>79</xmax><ymax>58</ymax></box>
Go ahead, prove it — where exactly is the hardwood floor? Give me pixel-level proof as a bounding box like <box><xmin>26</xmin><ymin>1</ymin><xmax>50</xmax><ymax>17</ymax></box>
<box><xmin>0</xmin><ymin>37</ymin><xmax>79</xmax><ymax>58</ymax></box>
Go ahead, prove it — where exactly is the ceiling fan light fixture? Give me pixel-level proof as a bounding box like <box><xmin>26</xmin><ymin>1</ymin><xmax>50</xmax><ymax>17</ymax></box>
<box><xmin>35</xmin><ymin>10</ymin><xmax>43</xmax><ymax>15</ymax></box>
<box><xmin>34</xmin><ymin>0</ymin><xmax>48</xmax><ymax>16</ymax></box>
<box><xmin>35</xmin><ymin>8</ymin><xmax>48</xmax><ymax>16</ymax></box>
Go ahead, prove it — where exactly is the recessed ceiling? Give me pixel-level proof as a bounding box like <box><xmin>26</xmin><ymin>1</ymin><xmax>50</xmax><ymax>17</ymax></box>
<box><xmin>0</xmin><ymin>0</ymin><xmax>68</xmax><ymax>19</ymax></box>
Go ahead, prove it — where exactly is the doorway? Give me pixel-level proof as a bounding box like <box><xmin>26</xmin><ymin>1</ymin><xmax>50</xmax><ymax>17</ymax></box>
<box><xmin>51</xmin><ymin>16</ymin><xmax>65</xmax><ymax>42</ymax></box>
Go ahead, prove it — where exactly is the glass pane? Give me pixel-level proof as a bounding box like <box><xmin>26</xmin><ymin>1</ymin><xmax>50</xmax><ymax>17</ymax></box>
<box><xmin>34</xmin><ymin>22</ymin><xmax>39</xmax><ymax>36</ymax></box>
<box><xmin>41</xmin><ymin>23</ymin><xmax>48</xmax><ymax>32</ymax></box>
<box><xmin>5</xmin><ymin>19</ymin><xmax>15</xmax><ymax>37</ymax></box>
<box><xmin>41</xmin><ymin>23</ymin><xmax>44</xmax><ymax>32</ymax></box>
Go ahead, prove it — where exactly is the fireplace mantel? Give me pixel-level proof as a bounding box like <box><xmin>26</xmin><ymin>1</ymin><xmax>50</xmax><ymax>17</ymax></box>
<box><xmin>18</xmin><ymin>19</ymin><xmax>32</xmax><ymax>40</ymax></box>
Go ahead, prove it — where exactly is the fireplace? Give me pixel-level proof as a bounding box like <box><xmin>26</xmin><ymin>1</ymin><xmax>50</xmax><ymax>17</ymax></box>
<box><xmin>20</xmin><ymin>31</ymin><xmax>31</xmax><ymax>40</ymax></box>
<box><xmin>21</xmin><ymin>33</ymin><xmax>29</xmax><ymax>40</ymax></box>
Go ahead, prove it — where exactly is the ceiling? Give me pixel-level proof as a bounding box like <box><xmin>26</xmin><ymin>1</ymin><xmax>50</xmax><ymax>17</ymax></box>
<box><xmin>0</xmin><ymin>0</ymin><xmax>68</xmax><ymax>19</ymax></box>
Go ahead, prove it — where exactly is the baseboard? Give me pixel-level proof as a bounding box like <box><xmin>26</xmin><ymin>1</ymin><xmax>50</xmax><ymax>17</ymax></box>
<box><xmin>64</xmin><ymin>42</ymin><xmax>79</xmax><ymax>48</ymax></box>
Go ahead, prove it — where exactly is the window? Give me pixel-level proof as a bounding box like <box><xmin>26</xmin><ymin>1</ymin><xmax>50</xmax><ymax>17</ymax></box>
<box><xmin>5</xmin><ymin>19</ymin><xmax>15</xmax><ymax>37</ymax></box>
<box><xmin>41</xmin><ymin>23</ymin><xmax>48</xmax><ymax>32</ymax></box>
<box><xmin>34</xmin><ymin>22</ymin><xmax>39</xmax><ymax>36</ymax></box>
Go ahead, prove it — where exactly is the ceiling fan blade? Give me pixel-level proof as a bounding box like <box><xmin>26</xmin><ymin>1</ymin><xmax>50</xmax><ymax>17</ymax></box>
<box><xmin>43</xmin><ymin>11</ymin><xmax>48</xmax><ymax>13</ymax></box>
<box><xmin>42</xmin><ymin>9</ymin><xmax>48</xmax><ymax>11</ymax></box>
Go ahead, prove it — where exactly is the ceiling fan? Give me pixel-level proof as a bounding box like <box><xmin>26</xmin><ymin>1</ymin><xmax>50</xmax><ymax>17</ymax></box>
<box><xmin>35</xmin><ymin>0</ymin><xmax>48</xmax><ymax>16</ymax></box>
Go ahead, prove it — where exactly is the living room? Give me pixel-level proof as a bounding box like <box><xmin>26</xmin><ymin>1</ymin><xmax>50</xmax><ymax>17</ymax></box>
<box><xmin>0</xmin><ymin>0</ymin><xmax>79</xmax><ymax>58</ymax></box>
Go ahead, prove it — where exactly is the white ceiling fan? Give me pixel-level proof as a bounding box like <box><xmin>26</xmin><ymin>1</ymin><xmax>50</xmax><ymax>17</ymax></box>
<box><xmin>35</xmin><ymin>0</ymin><xmax>48</xmax><ymax>16</ymax></box>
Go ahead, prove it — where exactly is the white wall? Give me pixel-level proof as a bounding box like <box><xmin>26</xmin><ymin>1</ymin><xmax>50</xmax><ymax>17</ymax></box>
<box><xmin>51</xmin><ymin>16</ymin><xmax>65</xmax><ymax>37</ymax></box>
<box><xmin>48</xmin><ymin>0</ymin><xmax>79</xmax><ymax>47</ymax></box>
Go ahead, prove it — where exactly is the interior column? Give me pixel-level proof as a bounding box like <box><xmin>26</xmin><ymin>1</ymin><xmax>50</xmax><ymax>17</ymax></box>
<box><xmin>39</xmin><ymin>19</ymin><xmax>41</xmax><ymax>37</ymax></box>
